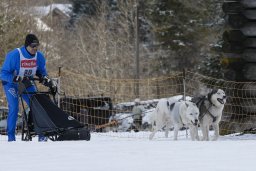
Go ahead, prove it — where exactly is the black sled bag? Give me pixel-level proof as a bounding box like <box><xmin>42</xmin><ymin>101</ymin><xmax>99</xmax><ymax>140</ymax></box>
<box><xmin>57</xmin><ymin>127</ymin><xmax>91</xmax><ymax>141</ymax></box>
<box><xmin>30</xmin><ymin>94</ymin><xmax>90</xmax><ymax>141</ymax></box>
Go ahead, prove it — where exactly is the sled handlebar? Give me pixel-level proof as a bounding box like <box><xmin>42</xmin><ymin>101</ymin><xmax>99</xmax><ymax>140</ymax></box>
<box><xmin>21</xmin><ymin>77</ymin><xmax>40</xmax><ymax>81</ymax></box>
<box><xmin>19</xmin><ymin>77</ymin><xmax>57</xmax><ymax>95</ymax></box>
<box><xmin>22</xmin><ymin>91</ymin><xmax>52</xmax><ymax>95</ymax></box>
<box><xmin>31</xmin><ymin>77</ymin><xmax>40</xmax><ymax>81</ymax></box>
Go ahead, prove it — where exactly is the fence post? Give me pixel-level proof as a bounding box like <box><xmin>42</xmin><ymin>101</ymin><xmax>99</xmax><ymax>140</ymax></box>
<box><xmin>183</xmin><ymin>68</ymin><xmax>186</xmax><ymax>101</ymax></box>
<box><xmin>57</xmin><ymin>66</ymin><xmax>62</xmax><ymax>108</ymax></box>
<box><xmin>183</xmin><ymin>68</ymin><xmax>188</xmax><ymax>138</ymax></box>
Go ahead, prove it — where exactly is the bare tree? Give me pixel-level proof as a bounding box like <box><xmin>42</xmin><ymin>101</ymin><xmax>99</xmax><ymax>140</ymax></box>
<box><xmin>0</xmin><ymin>0</ymin><xmax>37</xmax><ymax>62</ymax></box>
<box><xmin>42</xmin><ymin>1</ymin><xmax>143</xmax><ymax>95</ymax></box>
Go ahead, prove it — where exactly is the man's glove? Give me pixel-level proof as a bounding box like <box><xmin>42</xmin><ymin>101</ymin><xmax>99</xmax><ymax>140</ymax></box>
<box><xmin>40</xmin><ymin>76</ymin><xmax>53</xmax><ymax>88</ymax></box>
<box><xmin>38</xmin><ymin>76</ymin><xmax>44</xmax><ymax>83</ymax></box>
<box><xmin>13</xmin><ymin>76</ymin><xmax>22</xmax><ymax>83</ymax></box>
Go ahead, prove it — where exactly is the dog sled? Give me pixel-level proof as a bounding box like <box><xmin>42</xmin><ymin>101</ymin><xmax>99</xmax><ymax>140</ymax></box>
<box><xmin>19</xmin><ymin>78</ymin><xmax>90</xmax><ymax>141</ymax></box>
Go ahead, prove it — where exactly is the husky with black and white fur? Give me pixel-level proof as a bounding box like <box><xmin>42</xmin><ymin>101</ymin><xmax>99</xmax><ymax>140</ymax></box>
<box><xmin>192</xmin><ymin>89</ymin><xmax>226</xmax><ymax>141</ymax></box>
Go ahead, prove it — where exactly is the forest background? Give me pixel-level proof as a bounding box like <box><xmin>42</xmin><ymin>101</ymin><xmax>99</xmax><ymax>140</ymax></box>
<box><xmin>0</xmin><ymin>0</ymin><xmax>225</xmax><ymax>82</ymax></box>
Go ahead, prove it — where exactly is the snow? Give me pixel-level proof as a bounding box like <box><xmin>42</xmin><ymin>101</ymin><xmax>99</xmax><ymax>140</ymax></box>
<box><xmin>30</xmin><ymin>3</ymin><xmax>72</xmax><ymax>31</ymax></box>
<box><xmin>34</xmin><ymin>17</ymin><xmax>53</xmax><ymax>32</ymax></box>
<box><xmin>31</xmin><ymin>4</ymin><xmax>72</xmax><ymax>18</ymax></box>
<box><xmin>0</xmin><ymin>132</ymin><xmax>256</xmax><ymax>171</ymax></box>
<box><xmin>113</xmin><ymin>95</ymin><xmax>192</xmax><ymax>131</ymax></box>
<box><xmin>108</xmin><ymin>113</ymin><xmax>134</xmax><ymax>132</ymax></box>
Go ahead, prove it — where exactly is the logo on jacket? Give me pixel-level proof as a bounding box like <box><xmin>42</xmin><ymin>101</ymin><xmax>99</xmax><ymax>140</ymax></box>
<box><xmin>21</xmin><ymin>60</ymin><xmax>36</xmax><ymax>68</ymax></box>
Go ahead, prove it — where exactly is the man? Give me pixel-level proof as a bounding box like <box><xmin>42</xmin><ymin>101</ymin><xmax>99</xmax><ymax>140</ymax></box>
<box><xmin>1</xmin><ymin>34</ymin><xmax>53</xmax><ymax>142</ymax></box>
<box><xmin>132</xmin><ymin>98</ymin><xmax>145</xmax><ymax>131</ymax></box>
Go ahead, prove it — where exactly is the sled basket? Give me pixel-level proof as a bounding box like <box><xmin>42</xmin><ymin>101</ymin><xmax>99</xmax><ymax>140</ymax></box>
<box><xmin>22</xmin><ymin>93</ymin><xmax>91</xmax><ymax>141</ymax></box>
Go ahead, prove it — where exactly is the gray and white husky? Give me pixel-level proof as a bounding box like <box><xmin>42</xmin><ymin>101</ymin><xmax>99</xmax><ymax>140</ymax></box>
<box><xmin>192</xmin><ymin>89</ymin><xmax>226</xmax><ymax>141</ymax></box>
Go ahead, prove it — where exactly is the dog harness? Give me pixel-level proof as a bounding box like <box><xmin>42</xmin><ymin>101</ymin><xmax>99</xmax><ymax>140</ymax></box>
<box><xmin>194</xmin><ymin>96</ymin><xmax>217</xmax><ymax>123</ymax></box>
<box><xmin>202</xmin><ymin>104</ymin><xmax>217</xmax><ymax>123</ymax></box>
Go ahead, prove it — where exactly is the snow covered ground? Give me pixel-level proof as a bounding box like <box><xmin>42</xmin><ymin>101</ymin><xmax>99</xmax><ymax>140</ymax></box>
<box><xmin>0</xmin><ymin>131</ymin><xmax>256</xmax><ymax>171</ymax></box>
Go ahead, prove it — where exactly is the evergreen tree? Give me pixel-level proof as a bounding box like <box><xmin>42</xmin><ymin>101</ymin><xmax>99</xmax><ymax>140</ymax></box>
<box><xmin>67</xmin><ymin>0</ymin><xmax>224</xmax><ymax>78</ymax></box>
<box><xmin>197</xmin><ymin>53</ymin><xmax>224</xmax><ymax>79</ymax></box>
<box><xmin>143</xmin><ymin>0</ymin><xmax>224</xmax><ymax>77</ymax></box>
<box><xmin>68</xmin><ymin>0</ymin><xmax>118</xmax><ymax>25</ymax></box>
<box><xmin>69</xmin><ymin>0</ymin><xmax>100</xmax><ymax>25</ymax></box>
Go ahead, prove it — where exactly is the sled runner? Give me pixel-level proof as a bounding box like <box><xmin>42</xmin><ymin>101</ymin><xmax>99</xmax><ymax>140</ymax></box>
<box><xmin>19</xmin><ymin>78</ymin><xmax>91</xmax><ymax>141</ymax></box>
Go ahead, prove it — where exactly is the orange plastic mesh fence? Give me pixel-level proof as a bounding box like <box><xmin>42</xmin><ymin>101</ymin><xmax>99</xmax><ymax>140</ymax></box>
<box><xmin>0</xmin><ymin>70</ymin><xmax>256</xmax><ymax>140</ymax></box>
